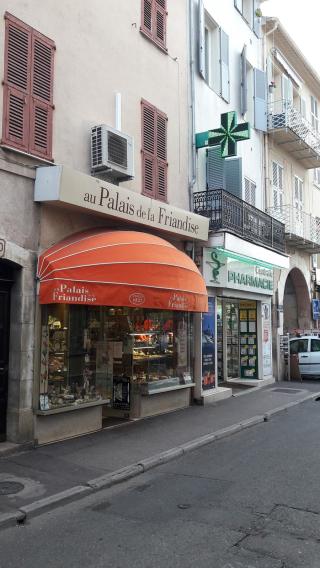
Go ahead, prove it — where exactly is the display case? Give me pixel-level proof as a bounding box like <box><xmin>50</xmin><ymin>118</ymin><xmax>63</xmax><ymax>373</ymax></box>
<box><xmin>131</xmin><ymin>330</ymin><xmax>192</xmax><ymax>393</ymax></box>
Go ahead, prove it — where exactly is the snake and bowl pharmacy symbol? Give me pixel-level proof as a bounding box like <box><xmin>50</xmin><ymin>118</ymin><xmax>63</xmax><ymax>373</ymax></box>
<box><xmin>207</xmin><ymin>251</ymin><xmax>225</xmax><ymax>283</ymax></box>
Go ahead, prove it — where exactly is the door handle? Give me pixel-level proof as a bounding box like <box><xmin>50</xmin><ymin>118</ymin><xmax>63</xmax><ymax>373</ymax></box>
<box><xmin>0</xmin><ymin>367</ymin><xmax>4</xmax><ymax>371</ymax></box>
<box><xmin>300</xmin><ymin>355</ymin><xmax>308</xmax><ymax>358</ymax></box>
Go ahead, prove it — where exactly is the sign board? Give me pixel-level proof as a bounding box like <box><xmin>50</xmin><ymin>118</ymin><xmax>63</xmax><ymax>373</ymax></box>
<box><xmin>203</xmin><ymin>248</ymin><xmax>274</xmax><ymax>296</ymax></box>
<box><xmin>201</xmin><ymin>297</ymin><xmax>216</xmax><ymax>392</ymax></box>
<box><xmin>262</xmin><ymin>302</ymin><xmax>272</xmax><ymax>376</ymax></box>
<box><xmin>0</xmin><ymin>239</ymin><xmax>5</xmax><ymax>258</ymax></box>
<box><xmin>35</xmin><ymin>166</ymin><xmax>209</xmax><ymax>241</ymax></box>
<box><xmin>312</xmin><ymin>299</ymin><xmax>320</xmax><ymax>320</ymax></box>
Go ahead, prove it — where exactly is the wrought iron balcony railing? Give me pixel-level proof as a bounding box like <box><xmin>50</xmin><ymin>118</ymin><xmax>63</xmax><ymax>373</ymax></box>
<box><xmin>266</xmin><ymin>204</ymin><xmax>320</xmax><ymax>252</ymax></box>
<box><xmin>193</xmin><ymin>189</ymin><xmax>286</xmax><ymax>254</ymax></box>
<box><xmin>268</xmin><ymin>100</ymin><xmax>320</xmax><ymax>168</ymax></box>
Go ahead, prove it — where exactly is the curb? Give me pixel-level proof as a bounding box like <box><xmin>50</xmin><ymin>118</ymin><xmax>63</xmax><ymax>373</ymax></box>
<box><xmin>1</xmin><ymin>390</ymin><xmax>320</xmax><ymax>530</ymax></box>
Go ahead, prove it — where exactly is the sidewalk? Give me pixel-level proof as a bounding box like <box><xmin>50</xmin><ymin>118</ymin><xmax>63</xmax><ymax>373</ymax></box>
<box><xmin>0</xmin><ymin>380</ymin><xmax>319</xmax><ymax>528</ymax></box>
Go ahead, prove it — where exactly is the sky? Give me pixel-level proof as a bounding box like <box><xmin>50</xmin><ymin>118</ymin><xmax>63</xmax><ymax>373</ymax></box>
<box><xmin>261</xmin><ymin>1</ymin><xmax>320</xmax><ymax>75</ymax></box>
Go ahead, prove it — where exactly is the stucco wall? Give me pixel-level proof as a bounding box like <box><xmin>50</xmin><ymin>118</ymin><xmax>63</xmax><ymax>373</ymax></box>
<box><xmin>193</xmin><ymin>0</ymin><xmax>265</xmax><ymax>210</ymax></box>
<box><xmin>0</xmin><ymin>0</ymin><xmax>190</xmax><ymax>210</ymax></box>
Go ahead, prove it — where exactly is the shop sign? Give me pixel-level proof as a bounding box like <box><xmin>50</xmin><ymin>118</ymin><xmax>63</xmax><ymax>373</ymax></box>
<box><xmin>0</xmin><ymin>239</ymin><xmax>5</xmax><ymax>258</ymax></box>
<box><xmin>203</xmin><ymin>248</ymin><xmax>274</xmax><ymax>296</ymax></box>
<box><xmin>262</xmin><ymin>302</ymin><xmax>272</xmax><ymax>376</ymax></box>
<box><xmin>35</xmin><ymin>166</ymin><xmax>209</xmax><ymax>241</ymax></box>
<box><xmin>312</xmin><ymin>299</ymin><xmax>320</xmax><ymax>320</ymax></box>
<box><xmin>202</xmin><ymin>297</ymin><xmax>215</xmax><ymax>392</ymax></box>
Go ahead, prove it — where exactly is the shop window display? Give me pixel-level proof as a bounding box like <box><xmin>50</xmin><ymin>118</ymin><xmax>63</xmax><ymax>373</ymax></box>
<box><xmin>39</xmin><ymin>305</ymin><xmax>193</xmax><ymax>410</ymax></box>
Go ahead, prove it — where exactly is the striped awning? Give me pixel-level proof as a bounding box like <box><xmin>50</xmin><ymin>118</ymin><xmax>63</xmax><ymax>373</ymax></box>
<box><xmin>37</xmin><ymin>230</ymin><xmax>208</xmax><ymax>312</ymax></box>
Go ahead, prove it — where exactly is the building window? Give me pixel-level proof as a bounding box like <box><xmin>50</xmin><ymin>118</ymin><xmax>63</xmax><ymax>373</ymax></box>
<box><xmin>141</xmin><ymin>0</ymin><xmax>167</xmax><ymax>51</ymax></box>
<box><xmin>141</xmin><ymin>99</ymin><xmax>167</xmax><ymax>201</ymax></box>
<box><xmin>2</xmin><ymin>12</ymin><xmax>55</xmax><ymax>160</ymax></box>
<box><xmin>294</xmin><ymin>175</ymin><xmax>303</xmax><ymax>236</ymax></box>
<box><xmin>234</xmin><ymin>0</ymin><xmax>253</xmax><ymax>27</ymax></box>
<box><xmin>272</xmin><ymin>161</ymin><xmax>283</xmax><ymax>209</ymax></box>
<box><xmin>199</xmin><ymin>6</ymin><xmax>229</xmax><ymax>102</ymax></box>
<box><xmin>311</xmin><ymin>95</ymin><xmax>319</xmax><ymax>132</ymax></box>
<box><xmin>244</xmin><ymin>177</ymin><xmax>256</xmax><ymax>206</ymax></box>
<box><xmin>314</xmin><ymin>168</ymin><xmax>320</xmax><ymax>186</ymax></box>
<box><xmin>203</xmin><ymin>16</ymin><xmax>220</xmax><ymax>93</ymax></box>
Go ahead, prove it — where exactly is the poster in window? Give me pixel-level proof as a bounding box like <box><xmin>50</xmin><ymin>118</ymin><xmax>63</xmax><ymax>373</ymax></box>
<box><xmin>262</xmin><ymin>302</ymin><xmax>272</xmax><ymax>376</ymax></box>
<box><xmin>202</xmin><ymin>297</ymin><xmax>216</xmax><ymax>392</ymax></box>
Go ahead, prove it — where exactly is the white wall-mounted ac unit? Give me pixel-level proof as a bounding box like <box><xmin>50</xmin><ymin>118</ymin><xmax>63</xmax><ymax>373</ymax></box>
<box><xmin>91</xmin><ymin>124</ymin><xmax>134</xmax><ymax>181</ymax></box>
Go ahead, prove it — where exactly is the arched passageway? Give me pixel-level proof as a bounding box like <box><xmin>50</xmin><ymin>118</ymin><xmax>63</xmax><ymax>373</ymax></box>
<box><xmin>283</xmin><ymin>268</ymin><xmax>310</xmax><ymax>332</ymax></box>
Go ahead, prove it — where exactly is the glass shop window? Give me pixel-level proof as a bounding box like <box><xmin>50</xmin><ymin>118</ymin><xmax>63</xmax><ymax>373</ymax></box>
<box><xmin>39</xmin><ymin>305</ymin><xmax>194</xmax><ymax>410</ymax></box>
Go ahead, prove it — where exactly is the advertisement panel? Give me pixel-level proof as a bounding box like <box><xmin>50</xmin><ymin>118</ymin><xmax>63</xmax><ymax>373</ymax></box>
<box><xmin>202</xmin><ymin>297</ymin><xmax>216</xmax><ymax>392</ymax></box>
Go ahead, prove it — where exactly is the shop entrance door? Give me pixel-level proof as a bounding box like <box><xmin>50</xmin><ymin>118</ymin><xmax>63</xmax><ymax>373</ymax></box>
<box><xmin>217</xmin><ymin>298</ymin><xmax>240</xmax><ymax>381</ymax></box>
<box><xmin>0</xmin><ymin>284</ymin><xmax>10</xmax><ymax>441</ymax></box>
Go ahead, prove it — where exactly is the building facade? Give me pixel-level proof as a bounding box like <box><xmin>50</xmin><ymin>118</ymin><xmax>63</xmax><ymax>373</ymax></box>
<box><xmin>264</xmin><ymin>18</ymin><xmax>320</xmax><ymax>376</ymax></box>
<box><xmin>191</xmin><ymin>0</ymin><xmax>289</xmax><ymax>403</ymax></box>
<box><xmin>0</xmin><ymin>1</ymin><xmax>209</xmax><ymax>445</ymax></box>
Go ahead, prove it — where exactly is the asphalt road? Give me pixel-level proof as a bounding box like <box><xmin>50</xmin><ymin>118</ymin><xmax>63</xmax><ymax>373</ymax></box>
<box><xmin>2</xmin><ymin>399</ymin><xmax>320</xmax><ymax>568</ymax></box>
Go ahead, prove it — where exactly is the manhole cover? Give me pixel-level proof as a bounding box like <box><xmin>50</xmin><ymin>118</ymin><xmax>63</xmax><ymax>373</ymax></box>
<box><xmin>271</xmin><ymin>388</ymin><xmax>302</xmax><ymax>394</ymax></box>
<box><xmin>0</xmin><ymin>481</ymin><xmax>24</xmax><ymax>495</ymax></box>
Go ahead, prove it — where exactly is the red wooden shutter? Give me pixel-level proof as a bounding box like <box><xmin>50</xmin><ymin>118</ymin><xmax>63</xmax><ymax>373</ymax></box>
<box><xmin>156</xmin><ymin>111</ymin><xmax>167</xmax><ymax>201</ymax></box>
<box><xmin>30</xmin><ymin>30</ymin><xmax>54</xmax><ymax>159</ymax></box>
<box><xmin>141</xmin><ymin>0</ymin><xmax>167</xmax><ymax>50</ymax></box>
<box><xmin>2</xmin><ymin>13</ymin><xmax>31</xmax><ymax>151</ymax></box>
<box><xmin>2</xmin><ymin>13</ymin><xmax>54</xmax><ymax>160</ymax></box>
<box><xmin>155</xmin><ymin>0</ymin><xmax>167</xmax><ymax>49</ymax></box>
<box><xmin>141</xmin><ymin>101</ymin><xmax>156</xmax><ymax>197</ymax></box>
<box><xmin>141</xmin><ymin>0</ymin><xmax>153</xmax><ymax>38</ymax></box>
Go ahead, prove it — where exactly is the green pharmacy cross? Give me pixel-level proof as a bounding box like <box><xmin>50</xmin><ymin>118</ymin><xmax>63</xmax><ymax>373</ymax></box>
<box><xmin>196</xmin><ymin>111</ymin><xmax>250</xmax><ymax>158</ymax></box>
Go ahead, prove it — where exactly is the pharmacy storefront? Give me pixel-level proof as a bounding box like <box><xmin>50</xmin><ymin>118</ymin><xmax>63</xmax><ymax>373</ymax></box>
<box><xmin>203</xmin><ymin>247</ymin><xmax>274</xmax><ymax>385</ymax></box>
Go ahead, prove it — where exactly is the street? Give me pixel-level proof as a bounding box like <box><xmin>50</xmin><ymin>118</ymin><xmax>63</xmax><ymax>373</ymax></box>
<box><xmin>1</xmin><ymin>399</ymin><xmax>320</xmax><ymax>567</ymax></box>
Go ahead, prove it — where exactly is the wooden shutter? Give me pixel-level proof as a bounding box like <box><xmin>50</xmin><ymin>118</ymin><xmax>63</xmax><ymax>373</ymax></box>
<box><xmin>141</xmin><ymin>100</ymin><xmax>167</xmax><ymax>201</ymax></box>
<box><xmin>254</xmin><ymin>68</ymin><xmax>267</xmax><ymax>132</ymax></box>
<box><xmin>206</xmin><ymin>147</ymin><xmax>226</xmax><ymax>190</ymax></box>
<box><xmin>29</xmin><ymin>30</ymin><xmax>54</xmax><ymax>159</ymax></box>
<box><xmin>155</xmin><ymin>0</ymin><xmax>167</xmax><ymax>49</ymax></box>
<box><xmin>2</xmin><ymin>13</ymin><xmax>31</xmax><ymax>151</ymax></box>
<box><xmin>141</xmin><ymin>0</ymin><xmax>153</xmax><ymax>37</ymax></box>
<box><xmin>142</xmin><ymin>101</ymin><xmax>156</xmax><ymax>197</ymax></box>
<box><xmin>156</xmin><ymin>111</ymin><xmax>167</xmax><ymax>200</ymax></box>
<box><xmin>2</xmin><ymin>13</ymin><xmax>55</xmax><ymax>160</ymax></box>
<box><xmin>220</xmin><ymin>29</ymin><xmax>230</xmax><ymax>102</ymax></box>
<box><xmin>199</xmin><ymin>0</ymin><xmax>205</xmax><ymax>79</ymax></box>
<box><xmin>225</xmin><ymin>157</ymin><xmax>242</xmax><ymax>198</ymax></box>
<box><xmin>240</xmin><ymin>45</ymin><xmax>247</xmax><ymax>116</ymax></box>
<box><xmin>141</xmin><ymin>0</ymin><xmax>167</xmax><ymax>50</ymax></box>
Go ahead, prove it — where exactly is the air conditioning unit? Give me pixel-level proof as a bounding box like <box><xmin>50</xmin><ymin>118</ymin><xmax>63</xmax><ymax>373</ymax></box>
<box><xmin>91</xmin><ymin>124</ymin><xmax>134</xmax><ymax>181</ymax></box>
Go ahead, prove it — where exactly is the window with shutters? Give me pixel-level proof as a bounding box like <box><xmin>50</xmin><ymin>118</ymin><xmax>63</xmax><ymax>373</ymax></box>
<box><xmin>199</xmin><ymin>8</ymin><xmax>228</xmax><ymax>100</ymax></box>
<box><xmin>272</xmin><ymin>161</ymin><xmax>284</xmax><ymax>209</ymax></box>
<box><xmin>244</xmin><ymin>177</ymin><xmax>256</xmax><ymax>206</ymax></box>
<box><xmin>203</xmin><ymin>15</ymin><xmax>220</xmax><ymax>93</ymax></box>
<box><xmin>2</xmin><ymin>12</ymin><xmax>55</xmax><ymax>160</ymax></box>
<box><xmin>141</xmin><ymin>0</ymin><xmax>167</xmax><ymax>51</ymax></box>
<box><xmin>141</xmin><ymin>99</ymin><xmax>167</xmax><ymax>201</ymax></box>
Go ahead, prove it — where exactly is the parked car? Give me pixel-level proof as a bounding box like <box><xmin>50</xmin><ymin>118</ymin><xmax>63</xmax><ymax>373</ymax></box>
<box><xmin>289</xmin><ymin>336</ymin><xmax>320</xmax><ymax>378</ymax></box>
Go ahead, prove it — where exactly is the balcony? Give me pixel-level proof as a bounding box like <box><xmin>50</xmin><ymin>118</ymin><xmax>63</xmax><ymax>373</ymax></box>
<box><xmin>193</xmin><ymin>189</ymin><xmax>285</xmax><ymax>254</ymax></box>
<box><xmin>268</xmin><ymin>100</ymin><xmax>320</xmax><ymax>169</ymax></box>
<box><xmin>266</xmin><ymin>204</ymin><xmax>320</xmax><ymax>253</ymax></box>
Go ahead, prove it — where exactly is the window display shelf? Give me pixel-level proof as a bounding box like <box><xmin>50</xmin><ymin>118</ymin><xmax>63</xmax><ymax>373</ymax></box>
<box><xmin>35</xmin><ymin>398</ymin><xmax>111</xmax><ymax>415</ymax></box>
<box><xmin>140</xmin><ymin>382</ymin><xmax>195</xmax><ymax>396</ymax></box>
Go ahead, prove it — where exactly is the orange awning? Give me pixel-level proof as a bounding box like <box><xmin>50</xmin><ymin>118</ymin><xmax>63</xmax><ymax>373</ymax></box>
<box><xmin>37</xmin><ymin>230</ymin><xmax>208</xmax><ymax>312</ymax></box>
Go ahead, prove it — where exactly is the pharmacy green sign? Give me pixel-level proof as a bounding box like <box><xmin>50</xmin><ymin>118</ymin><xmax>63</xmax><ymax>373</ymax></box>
<box><xmin>196</xmin><ymin>111</ymin><xmax>250</xmax><ymax>158</ymax></box>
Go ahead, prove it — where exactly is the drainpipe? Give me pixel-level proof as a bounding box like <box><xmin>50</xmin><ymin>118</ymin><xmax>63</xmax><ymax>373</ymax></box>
<box><xmin>263</xmin><ymin>18</ymin><xmax>279</xmax><ymax>212</ymax></box>
<box><xmin>188</xmin><ymin>0</ymin><xmax>196</xmax><ymax>212</ymax></box>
